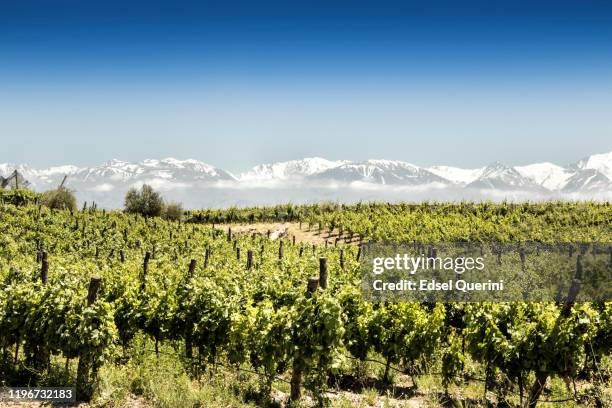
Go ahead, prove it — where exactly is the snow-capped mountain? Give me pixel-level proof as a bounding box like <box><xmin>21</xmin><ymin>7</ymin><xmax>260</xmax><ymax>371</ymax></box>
<box><xmin>239</xmin><ymin>157</ymin><xmax>344</xmax><ymax>181</ymax></box>
<box><xmin>574</xmin><ymin>151</ymin><xmax>612</xmax><ymax>180</ymax></box>
<box><xmin>0</xmin><ymin>158</ymin><xmax>234</xmax><ymax>189</ymax></box>
<box><xmin>74</xmin><ymin>158</ymin><xmax>235</xmax><ymax>183</ymax></box>
<box><xmin>312</xmin><ymin>160</ymin><xmax>448</xmax><ymax>185</ymax></box>
<box><xmin>466</xmin><ymin>162</ymin><xmax>546</xmax><ymax>191</ymax></box>
<box><xmin>514</xmin><ymin>162</ymin><xmax>573</xmax><ymax>191</ymax></box>
<box><xmin>426</xmin><ymin>166</ymin><xmax>484</xmax><ymax>184</ymax></box>
<box><xmin>1</xmin><ymin>151</ymin><xmax>611</xmax><ymax>207</ymax></box>
<box><xmin>562</xmin><ymin>169</ymin><xmax>612</xmax><ymax>192</ymax></box>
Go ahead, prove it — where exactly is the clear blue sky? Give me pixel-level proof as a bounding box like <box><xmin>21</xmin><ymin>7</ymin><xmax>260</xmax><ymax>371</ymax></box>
<box><xmin>1</xmin><ymin>0</ymin><xmax>611</xmax><ymax>171</ymax></box>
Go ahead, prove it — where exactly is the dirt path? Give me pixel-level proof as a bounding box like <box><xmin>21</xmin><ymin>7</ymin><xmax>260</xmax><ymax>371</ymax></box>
<box><xmin>212</xmin><ymin>222</ymin><xmax>362</xmax><ymax>246</ymax></box>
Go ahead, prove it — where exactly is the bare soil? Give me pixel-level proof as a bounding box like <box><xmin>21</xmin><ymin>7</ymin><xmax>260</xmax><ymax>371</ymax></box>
<box><xmin>213</xmin><ymin>222</ymin><xmax>362</xmax><ymax>246</ymax></box>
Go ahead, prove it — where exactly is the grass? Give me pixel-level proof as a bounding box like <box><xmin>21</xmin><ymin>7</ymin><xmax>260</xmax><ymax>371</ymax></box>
<box><xmin>93</xmin><ymin>335</ymin><xmax>256</xmax><ymax>408</ymax></box>
<box><xmin>3</xmin><ymin>336</ymin><xmax>608</xmax><ymax>407</ymax></box>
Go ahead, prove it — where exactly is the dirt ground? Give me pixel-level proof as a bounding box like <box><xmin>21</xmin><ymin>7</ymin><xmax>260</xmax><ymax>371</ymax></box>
<box><xmin>213</xmin><ymin>222</ymin><xmax>362</xmax><ymax>246</ymax></box>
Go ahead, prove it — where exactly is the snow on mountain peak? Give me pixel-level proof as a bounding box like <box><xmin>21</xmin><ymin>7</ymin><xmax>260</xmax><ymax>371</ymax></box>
<box><xmin>514</xmin><ymin>162</ymin><xmax>572</xmax><ymax>190</ymax></box>
<box><xmin>575</xmin><ymin>151</ymin><xmax>612</xmax><ymax>180</ymax></box>
<box><xmin>426</xmin><ymin>166</ymin><xmax>484</xmax><ymax>184</ymax></box>
<box><xmin>466</xmin><ymin>162</ymin><xmax>545</xmax><ymax>191</ymax></box>
<box><xmin>1</xmin><ymin>151</ymin><xmax>611</xmax><ymax>207</ymax></box>
<box><xmin>239</xmin><ymin>157</ymin><xmax>344</xmax><ymax>180</ymax></box>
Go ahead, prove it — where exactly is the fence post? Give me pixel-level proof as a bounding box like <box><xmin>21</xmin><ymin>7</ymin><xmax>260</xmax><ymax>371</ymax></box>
<box><xmin>141</xmin><ymin>252</ymin><xmax>150</xmax><ymax>292</ymax></box>
<box><xmin>319</xmin><ymin>257</ymin><xmax>328</xmax><ymax>289</ymax></box>
<box><xmin>247</xmin><ymin>250</ymin><xmax>253</xmax><ymax>270</ymax></box>
<box><xmin>188</xmin><ymin>259</ymin><xmax>196</xmax><ymax>279</ymax></box>
<box><xmin>185</xmin><ymin>261</ymin><xmax>196</xmax><ymax>362</ymax></box>
<box><xmin>290</xmin><ymin>277</ymin><xmax>319</xmax><ymax>403</ymax></box>
<box><xmin>76</xmin><ymin>276</ymin><xmax>102</xmax><ymax>401</ymax></box>
<box><xmin>40</xmin><ymin>251</ymin><xmax>48</xmax><ymax>285</ymax></box>
<box><xmin>528</xmin><ymin>255</ymin><xmax>583</xmax><ymax>407</ymax></box>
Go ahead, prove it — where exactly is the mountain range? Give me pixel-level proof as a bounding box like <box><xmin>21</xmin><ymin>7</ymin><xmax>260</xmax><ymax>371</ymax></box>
<box><xmin>1</xmin><ymin>151</ymin><xmax>611</xmax><ymax>208</ymax></box>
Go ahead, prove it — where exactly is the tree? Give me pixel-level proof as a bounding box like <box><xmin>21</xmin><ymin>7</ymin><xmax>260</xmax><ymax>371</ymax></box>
<box><xmin>163</xmin><ymin>202</ymin><xmax>183</xmax><ymax>221</ymax></box>
<box><xmin>41</xmin><ymin>187</ymin><xmax>77</xmax><ymax>211</ymax></box>
<box><xmin>124</xmin><ymin>184</ymin><xmax>163</xmax><ymax>217</ymax></box>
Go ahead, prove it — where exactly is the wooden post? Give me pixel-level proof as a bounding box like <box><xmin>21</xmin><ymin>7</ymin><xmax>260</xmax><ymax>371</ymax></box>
<box><xmin>290</xmin><ymin>276</ymin><xmax>320</xmax><ymax>403</ymax></box>
<box><xmin>356</xmin><ymin>245</ymin><xmax>362</xmax><ymax>261</ymax></box>
<box><xmin>141</xmin><ymin>252</ymin><xmax>150</xmax><ymax>291</ymax></box>
<box><xmin>339</xmin><ymin>249</ymin><xmax>344</xmax><ymax>270</ymax></box>
<box><xmin>86</xmin><ymin>276</ymin><xmax>101</xmax><ymax>306</ymax></box>
<box><xmin>319</xmin><ymin>257</ymin><xmax>328</xmax><ymax>289</ymax></box>
<box><xmin>35</xmin><ymin>250</ymin><xmax>50</xmax><ymax>370</ymax></box>
<box><xmin>236</xmin><ymin>247</ymin><xmax>241</xmax><ymax>260</ymax></box>
<box><xmin>279</xmin><ymin>240</ymin><xmax>284</xmax><ymax>259</ymax></box>
<box><xmin>307</xmin><ymin>277</ymin><xmax>319</xmax><ymax>294</ymax></box>
<box><xmin>77</xmin><ymin>277</ymin><xmax>102</xmax><ymax>401</ymax></box>
<box><xmin>247</xmin><ymin>250</ymin><xmax>253</xmax><ymax>270</ymax></box>
<box><xmin>204</xmin><ymin>247</ymin><xmax>210</xmax><ymax>268</ymax></box>
<box><xmin>227</xmin><ymin>227</ymin><xmax>232</xmax><ymax>242</ymax></box>
<box><xmin>188</xmin><ymin>259</ymin><xmax>196</xmax><ymax>279</ymax></box>
<box><xmin>528</xmin><ymin>255</ymin><xmax>583</xmax><ymax>407</ymax></box>
<box><xmin>299</xmin><ymin>246</ymin><xmax>304</xmax><ymax>257</ymax></box>
<box><xmin>293</xmin><ymin>235</ymin><xmax>296</xmax><ymax>245</ymax></box>
<box><xmin>120</xmin><ymin>250</ymin><xmax>125</xmax><ymax>263</ymax></box>
<box><xmin>40</xmin><ymin>251</ymin><xmax>48</xmax><ymax>285</ymax></box>
<box><xmin>561</xmin><ymin>255</ymin><xmax>582</xmax><ymax>317</ymax></box>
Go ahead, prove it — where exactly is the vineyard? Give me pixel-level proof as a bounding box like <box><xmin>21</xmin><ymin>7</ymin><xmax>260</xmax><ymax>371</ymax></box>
<box><xmin>0</xmin><ymin>198</ymin><xmax>611</xmax><ymax>407</ymax></box>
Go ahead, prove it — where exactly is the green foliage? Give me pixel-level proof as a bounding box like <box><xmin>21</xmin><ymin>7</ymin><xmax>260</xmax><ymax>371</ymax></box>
<box><xmin>0</xmin><ymin>201</ymin><xmax>610</xmax><ymax>405</ymax></box>
<box><xmin>124</xmin><ymin>184</ymin><xmax>164</xmax><ymax>217</ymax></box>
<box><xmin>163</xmin><ymin>201</ymin><xmax>183</xmax><ymax>221</ymax></box>
<box><xmin>41</xmin><ymin>187</ymin><xmax>77</xmax><ymax>211</ymax></box>
<box><xmin>0</xmin><ymin>188</ymin><xmax>39</xmax><ymax>206</ymax></box>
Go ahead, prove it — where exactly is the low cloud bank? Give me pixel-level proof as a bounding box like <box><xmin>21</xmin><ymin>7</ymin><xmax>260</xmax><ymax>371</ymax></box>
<box><xmin>65</xmin><ymin>179</ymin><xmax>612</xmax><ymax>209</ymax></box>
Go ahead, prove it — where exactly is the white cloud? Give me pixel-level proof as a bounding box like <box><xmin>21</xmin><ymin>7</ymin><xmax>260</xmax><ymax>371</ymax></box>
<box><xmin>88</xmin><ymin>183</ymin><xmax>115</xmax><ymax>192</ymax></box>
<box><xmin>131</xmin><ymin>178</ymin><xmax>192</xmax><ymax>191</ymax></box>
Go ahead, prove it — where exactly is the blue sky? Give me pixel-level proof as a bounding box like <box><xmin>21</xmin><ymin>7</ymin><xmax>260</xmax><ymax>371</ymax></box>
<box><xmin>1</xmin><ymin>0</ymin><xmax>611</xmax><ymax>171</ymax></box>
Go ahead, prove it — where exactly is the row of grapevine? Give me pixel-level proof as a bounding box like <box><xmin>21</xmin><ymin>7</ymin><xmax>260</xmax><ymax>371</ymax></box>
<box><xmin>0</xmin><ymin>202</ymin><xmax>610</xmax><ymax>406</ymax></box>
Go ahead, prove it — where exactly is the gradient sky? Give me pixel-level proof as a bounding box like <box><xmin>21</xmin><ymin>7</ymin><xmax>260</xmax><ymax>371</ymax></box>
<box><xmin>1</xmin><ymin>0</ymin><xmax>611</xmax><ymax>172</ymax></box>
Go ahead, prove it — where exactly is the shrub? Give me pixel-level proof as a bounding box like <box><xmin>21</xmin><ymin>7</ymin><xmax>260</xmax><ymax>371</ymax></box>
<box><xmin>163</xmin><ymin>202</ymin><xmax>183</xmax><ymax>221</ymax></box>
<box><xmin>41</xmin><ymin>187</ymin><xmax>77</xmax><ymax>211</ymax></box>
<box><xmin>0</xmin><ymin>188</ymin><xmax>40</xmax><ymax>206</ymax></box>
<box><xmin>124</xmin><ymin>184</ymin><xmax>164</xmax><ymax>218</ymax></box>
